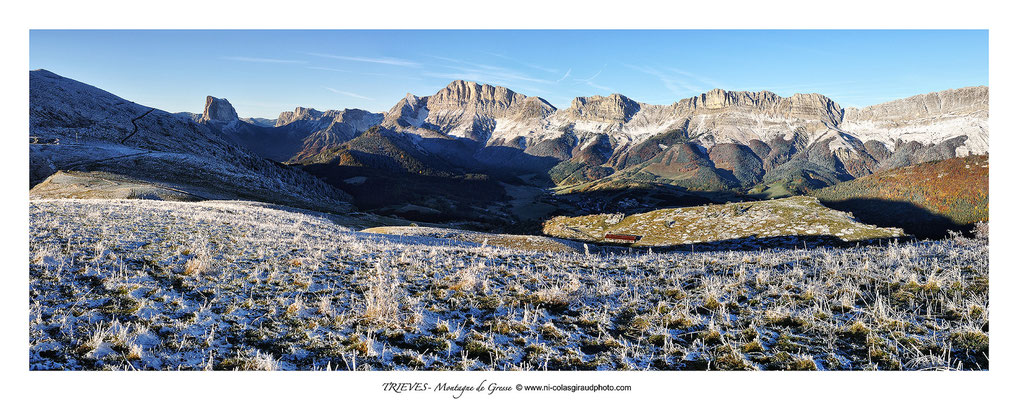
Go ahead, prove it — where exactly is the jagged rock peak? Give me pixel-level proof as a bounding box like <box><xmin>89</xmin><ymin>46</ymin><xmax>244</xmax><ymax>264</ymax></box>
<box><xmin>431</xmin><ymin>80</ymin><xmax>526</xmax><ymax>106</ymax></box>
<box><xmin>387</xmin><ymin>94</ymin><xmax>424</xmax><ymax>115</ymax></box>
<box><xmin>567</xmin><ymin>93</ymin><xmax>641</xmax><ymax>123</ymax></box>
<box><xmin>200</xmin><ymin>96</ymin><xmax>239</xmax><ymax>123</ymax></box>
<box><xmin>426</xmin><ymin>80</ymin><xmax>556</xmax><ymax>115</ymax></box>
<box><xmin>332</xmin><ymin>108</ymin><xmax>381</xmax><ymax>120</ymax></box>
<box><xmin>515</xmin><ymin>96</ymin><xmax>558</xmax><ymax>119</ymax></box>
<box><xmin>275</xmin><ymin>106</ymin><xmax>384</xmax><ymax>128</ymax></box>
<box><xmin>275</xmin><ymin>106</ymin><xmax>324</xmax><ymax>127</ymax></box>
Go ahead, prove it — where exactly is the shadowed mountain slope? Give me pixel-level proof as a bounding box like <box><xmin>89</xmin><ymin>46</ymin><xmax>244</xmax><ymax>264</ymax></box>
<box><xmin>29</xmin><ymin>70</ymin><xmax>352</xmax><ymax>213</ymax></box>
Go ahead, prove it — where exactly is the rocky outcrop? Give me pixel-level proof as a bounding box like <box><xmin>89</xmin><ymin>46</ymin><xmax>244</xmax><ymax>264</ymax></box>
<box><xmin>844</xmin><ymin>86</ymin><xmax>987</xmax><ymax>121</ymax></box>
<box><xmin>382</xmin><ymin>94</ymin><xmax>429</xmax><ymax>129</ymax></box>
<box><xmin>841</xmin><ymin>86</ymin><xmax>988</xmax><ymax>156</ymax></box>
<box><xmin>229</xmin><ymin>106</ymin><xmax>386</xmax><ymax>162</ymax></box>
<box><xmin>276</xmin><ymin>107</ymin><xmax>382</xmax><ymax>134</ymax></box>
<box><xmin>565</xmin><ymin>94</ymin><xmax>641</xmax><ymax>124</ymax></box>
<box><xmin>276</xmin><ymin>106</ymin><xmax>326</xmax><ymax>127</ymax></box>
<box><xmin>199</xmin><ymin>96</ymin><xmax>239</xmax><ymax>124</ymax></box>
<box><xmin>291</xmin><ymin>109</ymin><xmax>385</xmax><ymax>161</ymax></box>
<box><xmin>666</xmin><ymin>90</ymin><xmax>844</xmax><ymax>145</ymax></box>
<box><xmin>427</xmin><ymin>80</ymin><xmax>530</xmax><ymax>115</ymax></box>
<box><xmin>382</xmin><ymin>80</ymin><xmax>556</xmax><ymax>142</ymax></box>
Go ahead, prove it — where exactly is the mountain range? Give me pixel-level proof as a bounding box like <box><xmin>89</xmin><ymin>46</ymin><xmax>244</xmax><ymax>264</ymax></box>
<box><xmin>198</xmin><ymin>78</ymin><xmax>987</xmax><ymax>193</ymax></box>
<box><xmin>29</xmin><ymin>69</ymin><xmax>988</xmax><ymax>231</ymax></box>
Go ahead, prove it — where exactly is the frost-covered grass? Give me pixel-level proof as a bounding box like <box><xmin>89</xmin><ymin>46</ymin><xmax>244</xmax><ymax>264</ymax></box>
<box><xmin>29</xmin><ymin>199</ymin><xmax>988</xmax><ymax>370</ymax></box>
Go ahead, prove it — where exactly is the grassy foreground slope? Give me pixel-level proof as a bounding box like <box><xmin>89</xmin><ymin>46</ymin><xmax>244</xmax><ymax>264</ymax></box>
<box><xmin>543</xmin><ymin>196</ymin><xmax>905</xmax><ymax>247</ymax></box>
<box><xmin>811</xmin><ymin>155</ymin><xmax>988</xmax><ymax>238</ymax></box>
<box><xmin>30</xmin><ymin>171</ymin><xmax>205</xmax><ymax>201</ymax></box>
<box><xmin>30</xmin><ymin>198</ymin><xmax>988</xmax><ymax>371</ymax></box>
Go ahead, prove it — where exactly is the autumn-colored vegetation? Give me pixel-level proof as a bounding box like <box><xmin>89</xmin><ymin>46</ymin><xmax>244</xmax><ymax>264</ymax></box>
<box><xmin>811</xmin><ymin>155</ymin><xmax>988</xmax><ymax>238</ymax></box>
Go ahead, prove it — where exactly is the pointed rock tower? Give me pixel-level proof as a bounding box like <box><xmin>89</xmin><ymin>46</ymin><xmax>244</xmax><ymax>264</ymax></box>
<box><xmin>199</xmin><ymin>96</ymin><xmax>239</xmax><ymax>124</ymax></box>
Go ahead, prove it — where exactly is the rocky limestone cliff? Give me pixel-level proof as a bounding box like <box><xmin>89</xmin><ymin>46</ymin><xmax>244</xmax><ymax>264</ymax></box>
<box><xmin>429</xmin><ymin>80</ymin><xmax>525</xmax><ymax>113</ymax></box>
<box><xmin>529</xmin><ymin>88</ymin><xmax>847</xmax><ymax>165</ymax></box>
<box><xmin>687</xmin><ymin>89</ymin><xmax>780</xmax><ymax>110</ymax></box>
<box><xmin>276</xmin><ymin>106</ymin><xmax>326</xmax><ymax>127</ymax></box>
<box><xmin>844</xmin><ymin>86</ymin><xmax>987</xmax><ymax>121</ymax></box>
<box><xmin>382</xmin><ymin>82</ymin><xmax>847</xmax><ymax>155</ymax></box>
<box><xmin>199</xmin><ymin>96</ymin><xmax>239</xmax><ymax>124</ymax></box>
<box><xmin>382</xmin><ymin>94</ymin><xmax>429</xmax><ymax>129</ymax></box>
<box><xmin>565</xmin><ymin>94</ymin><xmax>641</xmax><ymax>124</ymax></box>
<box><xmin>272</xmin><ymin>106</ymin><xmax>384</xmax><ymax>158</ymax></box>
<box><xmin>671</xmin><ymin>90</ymin><xmax>844</xmax><ymax>135</ymax></box>
<box><xmin>290</xmin><ymin>109</ymin><xmax>385</xmax><ymax>161</ymax></box>
<box><xmin>674</xmin><ymin>89</ymin><xmax>843</xmax><ymax>124</ymax></box>
<box><xmin>276</xmin><ymin>107</ymin><xmax>382</xmax><ymax>130</ymax></box>
<box><xmin>192</xmin><ymin>103</ymin><xmax>382</xmax><ymax>163</ymax></box>
<box><xmin>840</xmin><ymin>86</ymin><xmax>988</xmax><ymax>156</ymax></box>
<box><xmin>374</xmin><ymin>81</ymin><xmax>987</xmax><ymax>188</ymax></box>
<box><xmin>382</xmin><ymin>80</ymin><xmax>556</xmax><ymax>142</ymax></box>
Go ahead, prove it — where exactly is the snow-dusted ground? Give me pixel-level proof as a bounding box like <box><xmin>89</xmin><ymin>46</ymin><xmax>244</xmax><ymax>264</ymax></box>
<box><xmin>29</xmin><ymin>199</ymin><xmax>988</xmax><ymax>370</ymax></box>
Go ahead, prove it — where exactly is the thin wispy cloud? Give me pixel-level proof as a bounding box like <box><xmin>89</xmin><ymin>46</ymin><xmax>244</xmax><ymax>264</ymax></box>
<box><xmin>430</xmin><ymin>69</ymin><xmax>554</xmax><ymax>86</ymax></box>
<box><xmin>771</xmin><ymin>43</ymin><xmax>842</xmax><ymax>59</ymax></box>
<box><xmin>579</xmin><ymin>67</ymin><xmax>603</xmax><ymax>82</ymax></box>
<box><xmin>307</xmin><ymin>52</ymin><xmax>420</xmax><ymax>67</ymax></box>
<box><xmin>663</xmin><ymin>67</ymin><xmax>726</xmax><ymax>90</ymax></box>
<box><xmin>755</xmin><ymin>80</ymin><xmax>872</xmax><ymax>94</ymax></box>
<box><xmin>427</xmin><ymin>55</ymin><xmax>556</xmax><ymax>85</ymax></box>
<box><xmin>420</xmin><ymin>71</ymin><xmax>545</xmax><ymax>88</ymax></box>
<box><xmin>429</xmin><ymin>55</ymin><xmax>509</xmax><ymax>74</ymax></box>
<box><xmin>556</xmin><ymin>68</ymin><xmax>572</xmax><ymax>83</ymax></box>
<box><xmin>308</xmin><ymin>66</ymin><xmax>414</xmax><ymax>80</ymax></box>
<box><xmin>222</xmin><ymin>56</ymin><xmax>306</xmax><ymax>64</ymax></box>
<box><xmin>574</xmin><ymin>65</ymin><xmax>613</xmax><ymax>93</ymax></box>
<box><xmin>482</xmin><ymin>51</ymin><xmax>560</xmax><ymax>74</ymax></box>
<box><xmin>625</xmin><ymin>64</ymin><xmax>713</xmax><ymax>98</ymax></box>
<box><xmin>307</xmin><ymin>66</ymin><xmax>351</xmax><ymax>73</ymax></box>
<box><xmin>517</xmin><ymin>86</ymin><xmax>550</xmax><ymax>95</ymax></box>
<box><xmin>324</xmin><ymin>87</ymin><xmax>373</xmax><ymax>100</ymax></box>
<box><xmin>585</xmin><ymin>81</ymin><xmax>614</xmax><ymax>92</ymax></box>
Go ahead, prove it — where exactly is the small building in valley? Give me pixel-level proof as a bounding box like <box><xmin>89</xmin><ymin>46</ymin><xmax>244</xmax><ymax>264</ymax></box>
<box><xmin>604</xmin><ymin>233</ymin><xmax>641</xmax><ymax>243</ymax></box>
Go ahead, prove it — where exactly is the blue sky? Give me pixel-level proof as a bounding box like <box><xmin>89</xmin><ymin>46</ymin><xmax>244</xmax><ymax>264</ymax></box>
<box><xmin>30</xmin><ymin>30</ymin><xmax>988</xmax><ymax>118</ymax></box>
